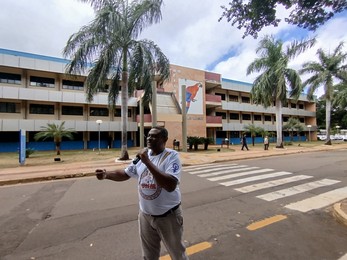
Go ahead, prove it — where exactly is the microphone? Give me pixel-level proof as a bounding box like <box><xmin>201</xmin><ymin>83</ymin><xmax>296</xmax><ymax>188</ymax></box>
<box><xmin>133</xmin><ymin>148</ymin><xmax>148</xmax><ymax>164</ymax></box>
<box><xmin>132</xmin><ymin>156</ymin><xmax>141</xmax><ymax>165</ymax></box>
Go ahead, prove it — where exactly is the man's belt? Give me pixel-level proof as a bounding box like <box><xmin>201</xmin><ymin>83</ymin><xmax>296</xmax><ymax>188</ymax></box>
<box><xmin>151</xmin><ymin>203</ymin><xmax>181</xmax><ymax>218</ymax></box>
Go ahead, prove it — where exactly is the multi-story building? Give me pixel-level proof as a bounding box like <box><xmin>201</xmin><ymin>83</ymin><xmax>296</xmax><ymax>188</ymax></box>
<box><xmin>0</xmin><ymin>48</ymin><xmax>317</xmax><ymax>152</ymax></box>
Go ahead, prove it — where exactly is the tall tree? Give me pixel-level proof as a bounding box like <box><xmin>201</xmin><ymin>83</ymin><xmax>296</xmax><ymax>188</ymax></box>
<box><xmin>247</xmin><ymin>35</ymin><xmax>315</xmax><ymax>148</ymax></box>
<box><xmin>63</xmin><ymin>0</ymin><xmax>170</xmax><ymax>160</ymax></box>
<box><xmin>333</xmin><ymin>81</ymin><xmax>347</xmax><ymax>110</ymax></box>
<box><xmin>283</xmin><ymin>117</ymin><xmax>304</xmax><ymax>142</ymax></box>
<box><xmin>243</xmin><ymin>124</ymin><xmax>263</xmax><ymax>146</ymax></box>
<box><xmin>34</xmin><ymin>122</ymin><xmax>76</xmax><ymax>155</ymax></box>
<box><xmin>219</xmin><ymin>0</ymin><xmax>347</xmax><ymax>38</ymax></box>
<box><xmin>300</xmin><ymin>41</ymin><xmax>347</xmax><ymax>145</ymax></box>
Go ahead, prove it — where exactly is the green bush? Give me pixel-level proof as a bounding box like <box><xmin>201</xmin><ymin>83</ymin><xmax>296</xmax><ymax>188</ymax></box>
<box><xmin>25</xmin><ymin>148</ymin><xmax>35</xmax><ymax>158</ymax></box>
<box><xmin>202</xmin><ymin>137</ymin><xmax>214</xmax><ymax>150</ymax></box>
<box><xmin>187</xmin><ymin>136</ymin><xmax>203</xmax><ymax>150</ymax></box>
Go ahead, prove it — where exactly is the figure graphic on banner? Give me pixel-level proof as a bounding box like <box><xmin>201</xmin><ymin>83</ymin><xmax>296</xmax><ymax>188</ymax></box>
<box><xmin>185</xmin><ymin>83</ymin><xmax>202</xmax><ymax>113</ymax></box>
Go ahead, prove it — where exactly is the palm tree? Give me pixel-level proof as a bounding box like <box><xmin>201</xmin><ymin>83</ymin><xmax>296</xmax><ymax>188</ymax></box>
<box><xmin>34</xmin><ymin>122</ymin><xmax>76</xmax><ymax>155</ymax></box>
<box><xmin>243</xmin><ymin>124</ymin><xmax>263</xmax><ymax>146</ymax></box>
<box><xmin>333</xmin><ymin>82</ymin><xmax>347</xmax><ymax>110</ymax></box>
<box><xmin>283</xmin><ymin>117</ymin><xmax>303</xmax><ymax>142</ymax></box>
<box><xmin>300</xmin><ymin>41</ymin><xmax>347</xmax><ymax>145</ymax></box>
<box><xmin>247</xmin><ymin>35</ymin><xmax>315</xmax><ymax>148</ymax></box>
<box><xmin>63</xmin><ymin>0</ymin><xmax>170</xmax><ymax>160</ymax></box>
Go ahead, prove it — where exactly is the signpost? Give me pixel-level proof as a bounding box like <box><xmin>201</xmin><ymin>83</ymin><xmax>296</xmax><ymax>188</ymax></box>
<box><xmin>19</xmin><ymin>129</ymin><xmax>26</xmax><ymax>165</ymax></box>
<box><xmin>307</xmin><ymin>125</ymin><xmax>311</xmax><ymax>142</ymax></box>
<box><xmin>96</xmin><ymin>120</ymin><xmax>103</xmax><ymax>154</ymax></box>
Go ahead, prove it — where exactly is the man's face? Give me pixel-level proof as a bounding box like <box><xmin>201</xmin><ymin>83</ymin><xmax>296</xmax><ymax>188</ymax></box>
<box><xmin>147</xmin><ymin>129</ymin><xmax>166</xmax><ymax>151</ymax></box>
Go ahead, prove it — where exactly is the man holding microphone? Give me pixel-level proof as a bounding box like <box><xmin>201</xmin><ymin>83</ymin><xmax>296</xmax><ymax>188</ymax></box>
<box><xmin>96</xmin><ymin>126</ymin><xmax>188</xmax><ymax>260</ymax></box>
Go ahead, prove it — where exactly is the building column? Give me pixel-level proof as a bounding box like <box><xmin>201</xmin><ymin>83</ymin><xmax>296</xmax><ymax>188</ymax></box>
<box><xmin>140</xmin><ymin>96</ymin><xmax>145</xmax><ymax>148</ymax></box>
<box><xmin>151</xmin><ymin>80</ymin><xmax>157</xmax><ymax>127</ymax></box>
<box><xmin>181</xmin><ymin>84</ymin><xmax>187</xmax><ymax>152</ymax></box>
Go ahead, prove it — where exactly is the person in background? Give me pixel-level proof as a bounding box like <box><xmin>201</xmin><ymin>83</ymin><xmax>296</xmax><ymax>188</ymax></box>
<box><xmin>95</xmin><ymin>126</ymin><xmax>188</xmax><ymax>260</ymax></box>
<box><xmin>264</xmin><ymin>135</ymin><xmax>269</xmax><ymax>150</ymax></box>
<box><xmin>241</xmin><ymin>134</ymin><xmax>249</xmax><ymax>151</ymax></box>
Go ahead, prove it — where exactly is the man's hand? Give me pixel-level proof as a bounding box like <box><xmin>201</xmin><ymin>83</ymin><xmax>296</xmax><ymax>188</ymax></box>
<box><xmin>95</xmin><ymin>169</ymin><xmax>106</xmax><ymax>180</ymax></box>
<box><xmin>137</xmin><ymin>148</ymin><xmax>149</xmax><ymax>164</ymax></box>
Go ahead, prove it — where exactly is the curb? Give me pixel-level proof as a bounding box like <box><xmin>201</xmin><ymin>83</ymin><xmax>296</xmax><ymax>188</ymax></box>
<box><xmin>333</xmin><ymin>203</ymin><xmax>347</xmax><ymax>227</ymax></box>
<box><xmin>0</xmin><ymin>172</ymin><xmax>95</xmax><ymax>186</ymax></box>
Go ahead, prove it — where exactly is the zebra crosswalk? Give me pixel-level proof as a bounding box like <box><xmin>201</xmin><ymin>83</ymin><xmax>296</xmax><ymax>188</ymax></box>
<box><xmin>184</xmin><ymin>163</ymin><xmax>346</xmax><ymax>213</ymax></box>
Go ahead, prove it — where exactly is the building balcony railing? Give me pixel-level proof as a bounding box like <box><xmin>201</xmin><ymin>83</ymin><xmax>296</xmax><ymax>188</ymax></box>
<box><xmin>205</xmin><ymin>71</ymin><xmax>221</xmax><ymax>82</ymax></box>
<box><xmin>206</xmin><ymin>116</ymin><xmax>222</xmax><ymax>124</ymax></box>
<box><xmin>136</xmin><ymin>114</ymin><xmax>152</xmax><ymax>123</ymax></box>
<box><xmin>206</xmin><ymin>94</ymin><xmax>222</xmax><ymax>103</ymax></box>
<box><xmin>206</xmin><ymin>94</ymin><xmax>222</xmax><ymax>108</ymax></box>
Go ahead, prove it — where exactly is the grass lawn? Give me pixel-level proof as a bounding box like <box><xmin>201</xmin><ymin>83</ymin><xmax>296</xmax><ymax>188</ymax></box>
<box><xmin>0</xmin><ymin>148</ymin><xmax>140</xmax><ymax>168</ymax></box>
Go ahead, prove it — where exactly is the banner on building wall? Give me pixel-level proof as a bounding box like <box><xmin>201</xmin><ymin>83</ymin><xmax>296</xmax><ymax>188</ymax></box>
<box><xmin>179</xmin><ymin>79</ymin><xmax>203</xmax><ymax>115</ymax></box>
<box><xmin>19</xmin><ymin>129</ymin><xmax>26</xmax><ymax>166</ymax></box>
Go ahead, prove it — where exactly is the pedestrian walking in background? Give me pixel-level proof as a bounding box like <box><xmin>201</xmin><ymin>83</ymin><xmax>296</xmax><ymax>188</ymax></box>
<box><xmin>264</xmin><ymin>135</ymin><xmax>269</xmax><ymax>150</ymax></box>
<box><xmin>96</xmin><ymin>127</ymin><xmax>188</xmax><ymax>260</ymax></box>
<box><xmin>241</xmin><ymin>134</ymin><xmax>249</xmax><ymax>151</ymax></box>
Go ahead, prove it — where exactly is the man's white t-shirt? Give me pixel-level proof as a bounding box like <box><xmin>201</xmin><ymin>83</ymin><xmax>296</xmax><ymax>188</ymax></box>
<box><xmin>125</xmin><ymin>148</ymin><xmax>182</xmax><ymax>215</ymax></box>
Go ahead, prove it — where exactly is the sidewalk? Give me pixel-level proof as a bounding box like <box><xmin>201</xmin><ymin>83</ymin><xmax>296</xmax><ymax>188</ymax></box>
<box><xmin>0</xmin><ymin>142</ymin><xmax>346</xmax><ymax>227</ymax></box>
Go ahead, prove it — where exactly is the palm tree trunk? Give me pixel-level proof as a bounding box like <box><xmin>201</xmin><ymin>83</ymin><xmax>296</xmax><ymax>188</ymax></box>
<box><xmin>119</xmin><ymin>51</ymin><xmax>130</xmax><ymax>160</ymax></box>
<box><xmin>56</xmin><ymin>142</ymin><xmax>61</xmax><ymax>155</ymax></box>
<box><xmin>290</xmin><ymin>130</ymin><xmax>294</xmax><ymax>142</ymax></box>
<box><xmin>325</xmin><ymin>99</ymin><xmax>332</xmax><ymax>145</ymax></box>
<box><xmin>275</xmin><ymin>98</ymin><xmax>284</xmax><ymax>148</ymax></box>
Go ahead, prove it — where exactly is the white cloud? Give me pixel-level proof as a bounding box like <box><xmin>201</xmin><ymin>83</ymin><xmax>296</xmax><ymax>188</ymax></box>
<box><xmin>0</xmin><ymin>0</ymin><xmax>346</xmax><ymax>98</ymax></box>
<box><xmin>0</xmin><ymin>0</ymin><xmax>93</xmax><ymax>56</ymax></box>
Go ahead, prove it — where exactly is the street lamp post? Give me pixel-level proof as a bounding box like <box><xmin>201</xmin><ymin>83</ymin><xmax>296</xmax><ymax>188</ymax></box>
<box><xmin>307</xmin><ymin>125</ymin><xmax>311</xmax><ymax>142</ymax></box>
<box><xmin>96</xmin><ymin>120</ymin><xmax>103</xmax><ymax>154</ymax></box>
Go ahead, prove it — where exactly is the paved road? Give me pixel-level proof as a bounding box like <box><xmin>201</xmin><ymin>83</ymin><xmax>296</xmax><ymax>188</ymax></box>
<box><xmin>1</xmin><ymin>150</ymin><xmax>347</xmax><ymax>259</ymax></box>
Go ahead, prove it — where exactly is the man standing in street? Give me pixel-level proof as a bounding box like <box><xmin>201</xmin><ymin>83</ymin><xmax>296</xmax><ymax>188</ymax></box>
<box><xmin>95</xmin><ymin>127</ymin><xmax>188</xmax><ymax>260</ymax></box>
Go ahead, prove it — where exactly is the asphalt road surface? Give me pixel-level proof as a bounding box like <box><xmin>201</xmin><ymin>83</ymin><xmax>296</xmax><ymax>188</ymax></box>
<box><xmin>1</xmin><ymin>149</ymin><xmax>347</xmax><ymax>260</ymax></box>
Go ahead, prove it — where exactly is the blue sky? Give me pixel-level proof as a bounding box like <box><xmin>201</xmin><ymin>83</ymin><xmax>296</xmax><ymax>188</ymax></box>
<box><xmin>0</xmin><ymin>0</ymin><xmax>346</xmax><ymax>97</ymax></box>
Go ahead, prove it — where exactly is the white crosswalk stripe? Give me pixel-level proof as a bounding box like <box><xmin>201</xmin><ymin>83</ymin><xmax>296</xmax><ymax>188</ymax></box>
<box><xmin>257</xmin><ymin>179</ymin><xmax>341</xmax><ymax>201</ymax></box>
<box><xmin>188</xmin><ymin>164</ymin><xmax>240</xmax><ymax>175</ymax></box>
<box><xmin>184</xmin><ymin>163</ymin><xmax>235</xmax><ymax>171</ymax></box>
<box><xmin>284</xmin><ymin>186</ymin><xmax>347</xmax><ymax>212</ymax></box>
<box><xmin>220</xmin><ymin>171</ymin><xmax>292</xmax><ymax>186</ymax></box>
<box><xmin>235</xmin><ymin>175</ymin><xmax>313</xmax><ymax>193</ymax></box>
<box><xmin>184</xmin><ymin>163</ymin><xmax>346</xmax><ymax>213</ymax></box>
<box><xmin>207</xmin><ymin>168</ymin><xmax>274</xmax><ymax>182</ymax></box>
<box><xmin>199</xmin><ymin>166</ymin><xmax>259</xmax><ymax>178</ymax></box>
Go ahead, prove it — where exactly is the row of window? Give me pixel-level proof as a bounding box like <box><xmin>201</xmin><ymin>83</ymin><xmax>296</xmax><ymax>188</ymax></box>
<box><xmin>214</xmin><ymin>92</ymin><xmax>305</xmax><ymax>109</ymax></box>
<box><xmin>0</xmin><ymin>102</ymin><xmax>20</xmax><ymax>113</ymax></box>
<box><xmin>2</xmin><ymin>72</ymin><xmax>306</xmax><ymax>111</ymax></box>
<box><xmin>0</xmin><ymin>72</ymin><xmax>110</xmax><ymax>92</ymax></box>
<box><xmin>216</xmin><ymin>112</ymin><xmax>271</xmax><ymax>121</ymax></box>
<box><xmin>215</xmin><ymin>111</ymin><xmax>305</xmax><ymax>123</ymax></box>
<box><xmin>0</xmin><ymin>72</ymin><xmax>21</xmax><ymax>84</ymax></box>
<box><xmin>0</xmin><ymin>102</ymin><xmax>131</xmax><ymax>116</ymax></box>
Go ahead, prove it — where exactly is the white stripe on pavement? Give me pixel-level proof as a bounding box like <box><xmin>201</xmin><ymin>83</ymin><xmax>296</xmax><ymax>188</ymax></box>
<box><xmin>184</xmin><ymin>163</ymin><xmax>232</xmax><ymax>170</ymax></box>
<box><xmin>198</xmin><ymin>166</ymin><xmax>259</xmax><ymax>178</ymax></box>
<box><xmin>188</xmin><ymin>165</ymin><xmax>240</xmax><ymax>175</ymax></box>
<box><xmin>284</xmin><ymin>186</ymin><xmax>347</xmax><ymax>212</ymax></box>
<box><xmin>257</xmin><ymin>179</ymin><xmax>340</xmax><ymax>201</ymax></box>
<box><xmin>207</xmin><ymin>168</ymin><xmax>274</xmax><ymax>182</ymax></box>
<box><xmin>235</xmin><ymin>175</ymin><xmax>313</xmax><ymax>193</ymax></box>
<box><xmin>220</xmin><ymin>171</ymin><xmax>292</xmax><ymax>186</ymax></box>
